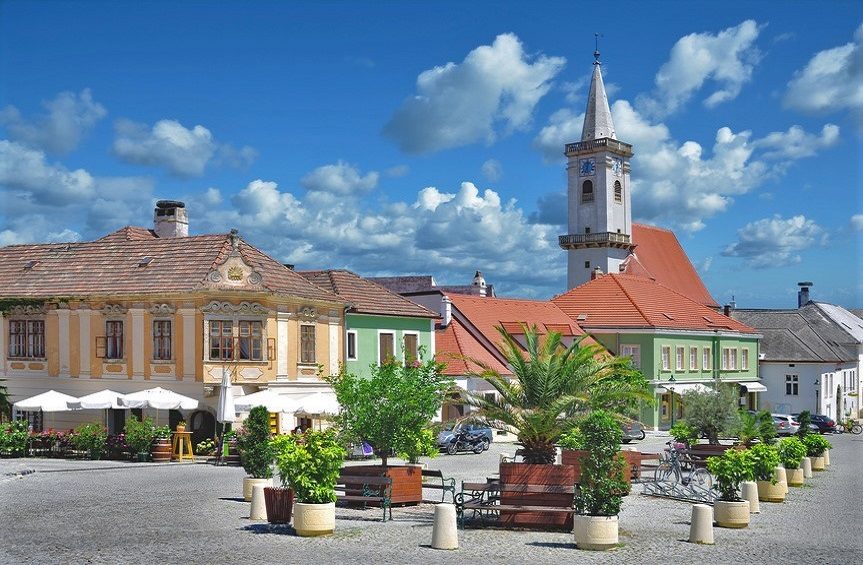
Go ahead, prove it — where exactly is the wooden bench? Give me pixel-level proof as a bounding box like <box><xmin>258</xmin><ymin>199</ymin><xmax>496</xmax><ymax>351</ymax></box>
<box><xmin>455</xmin><ymin>481</ymin><xmax>576</xmax><ymax>529</ymax></box>
<box><xmin>686</xmin><ymin>444</ymin><xmax>732</xmax><ymax>468</ymax></box>
<box><xmin>335</xmin><ymin>473</ymin><xmax>393</xmax><ymax>522</ymax></box>
<box><xmin>421</xmin><ymin>469</ymin><xmax>456</xmax><ymax>503</ymax></box>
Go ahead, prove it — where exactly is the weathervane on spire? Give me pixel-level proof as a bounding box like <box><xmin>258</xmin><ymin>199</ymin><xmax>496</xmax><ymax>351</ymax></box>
<box><xmin>594</xmin><ymin>33</ymin><xmax>602</xmax><ymax>65</ymax></box>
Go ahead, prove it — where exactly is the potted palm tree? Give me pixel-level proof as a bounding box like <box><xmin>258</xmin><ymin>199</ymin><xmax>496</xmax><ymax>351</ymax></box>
<box><xmin>466</xmin><ymin>325</ymin><xmax>650</xmax><ymax>529</ymax></box>
<box><xmin>749</xmin><ymin>443</ymin><xmax>784</xmax><ymax>502</ymax></box>
<box><xmin>573</xmin><ymin>410</ymin><xmax>628</xmax><ymax>550</ymax></box>
<box><xmin>778</xmin><ymin>436</ymin><xmax>807</xmax><ymax>487</ymax></box>
<box><xmin>707</xmin><ymin>448</ymin><xmax>755</xmax><ymax>528</ymax></box>
<box><xmin>237</xmin><ymin>406</ymin><xmax>275</xmax><ymax>501</ymax></box>
<box><xmin>271</xmin><ymin>429</ymin><xmax>345</xmax><ymax>536</ymax></box>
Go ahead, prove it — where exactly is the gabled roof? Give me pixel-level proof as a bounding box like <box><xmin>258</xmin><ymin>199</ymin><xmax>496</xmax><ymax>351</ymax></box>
<box><xmin>0</xmin><ymin>226</ymin><xmax>342</xmax><ymax>303</ymax></box>
<box><xmin>623</xmin><ymin>224</ymin><xmax>718</xmax><ymax>308</ymax></box>
<box><xmin>732</xmin><ymin>305</ymin><xmax>857</xmax><ymax>362</ymax></box>
<box><xmin>448</xmin><ymin>294</ymin><xmax>586</xmax><ymax>343</ymax></box>
<box><xmin>435</xmin><ymin>318</ymin><xmax>510</xmax><ymax>377</ymax></box>
<box><xmin>298</xmin><ymin>270</ymin><xmax>437</xmax><ymax>319</ymax></box>
<box><xmin>367</xmin><ymin>275</ymin><xmax>436</xmax><ymax>294</ymax></box>
<box><xmin>552</xmin><ymin>273</ymin><xmax>755</xmax><ymax>333</ymax></box>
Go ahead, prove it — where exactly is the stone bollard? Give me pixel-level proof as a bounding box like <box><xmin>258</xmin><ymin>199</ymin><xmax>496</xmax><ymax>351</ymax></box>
<box><xmin>689</xmin><ymin>504</ymin><xmax>714</xmax><ymax>544</ymax></box>
<box><xmin>431</xmin><ymin>503</ymin><xmax>459</xmax><ymax>550</ymax></box>
<box><xmin>249</xmin><ymin>484</ymin><xmax>267</xmax><ymax>521</ymax></box>
<box><xmin>774</xmin><ymin>466</ymin><xmax>788</xmax><ymax>495</ymax></box>
<box><xmin>824</xmin><ymin>449</ymin><xmax>830</xmax><ymax>466</ymax></box>
<box><xmin>802</xmin><ymin>457</ymin><xmax>813</xmax><ymax>479</ymax></box>
<box><xmin>740</xmin><ymin>481</ymin><xmax>760</xmax><ymax>514</ymax></box>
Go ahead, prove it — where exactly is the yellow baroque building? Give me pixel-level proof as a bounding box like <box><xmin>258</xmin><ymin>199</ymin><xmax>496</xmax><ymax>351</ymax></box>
<box><xmin>0</xmin><ymin>201</ymin><xmax>347</xmax><ymax>439</ymax></box>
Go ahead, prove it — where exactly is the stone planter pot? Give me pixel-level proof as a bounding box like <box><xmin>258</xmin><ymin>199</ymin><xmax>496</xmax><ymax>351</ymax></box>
<box><xmin>757</xmin><ymin>480</ymin><xmax>786</xmax><ymax>502</ymax></box>
<box><xmin>573</xmin><ymin>515</ymin><xmax>618</xmax><ymax>551</ymax></box>
<box><xmin>151</xmin><ymin>438</ymin><xmax>171</xmax><ymax>463</ymax></box>
<box><xmin>263</xmin><ymin>487</ymin><xmax>293</xmax><ymax>524</ymax></box>
<box><xmin>811</xmin><ymin>456</ymin><xmax>825</xmax><ymax>471</ymax></box>
<box><xmin>786</xmin><ymin>467</ymin><xmax>804</xmax><ymax>487</ymax></box>
<box><xmin>713</xmin><ymin>500</ymin><xmax>750</xmax><ymax>528</ymax></box>
<box><xmin>244</xmin><ymin>477</ymin><xmax>274</xmax><ymax>502</ymax></box>
<box><xmin>293</xmin><ymin>502</ymin><xmax>335</xmax><ymax>537</ymax></box>
<box><xmin>346</xmin><ymin>465</ymin><xmax>422</xmax><ymax>505</ymax></box>
<box><xmin>499</xmin><ymin>462</ymin><xmax>576</xmax><ymax>529</ymax></box>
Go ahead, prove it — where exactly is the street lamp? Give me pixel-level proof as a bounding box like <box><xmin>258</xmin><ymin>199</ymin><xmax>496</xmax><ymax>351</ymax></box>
<box><xmin>814</xmin><ymin>379</ymin><xmax>820</xmax><ymax>414</ymax></box>
<box><xmin>668</xmin><ymin>375</ymin><xmax>677</xmax><ymax>427</ymax></box>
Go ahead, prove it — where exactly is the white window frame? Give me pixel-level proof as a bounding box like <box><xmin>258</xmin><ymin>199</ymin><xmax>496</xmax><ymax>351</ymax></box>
<box><xmin>703</xmin><ymin>347</ymin><xmax>711</xmax><ymax>370</ymax></box>
<box><xmin>345</xmin><ymin>330</ymin><xmax>358</xmax><ymax>361</ymax></box>
<box><xmin>377</xmin><ymin>330</ymin><xmax>395</xmax><ymax>365</ymax></box>
<box><xmin>785</xmin><ymin>374</ymin><xmax>799</xmax><ymax>396</ymax></box>
<box><xmin>620</xmin><ymin>344</ymin><xmax>641</xmax><ymax>369</ymax></box>
<box><xmin>402</xmin><ymin>331</ymin><xmax>419</xmax><ymax>363</ymax></box>
<box><xmin>661</xmin><ymin>346</ymin><xmax>671</xmax><ymax>371</ymax></box>
<box><xmin>741</xmin><ymin>348</ymin><xmax>749</xmax><ymax>371</ymax></box>
<box><xmin>676</xmin><ymin>346</ymin><xmax>685</xmax><ymax>371</ymax></box>
<box><xmin>689</xmin><ymin>347</ymin><xmax>698</xmax><ymax>371</ymax></box>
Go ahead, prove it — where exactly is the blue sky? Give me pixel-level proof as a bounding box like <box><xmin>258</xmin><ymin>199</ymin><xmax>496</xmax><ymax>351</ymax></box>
<box><xmin>1</xmin><ymin>1</ymin><xmax>861</xmax><ymax>308</ymax></box>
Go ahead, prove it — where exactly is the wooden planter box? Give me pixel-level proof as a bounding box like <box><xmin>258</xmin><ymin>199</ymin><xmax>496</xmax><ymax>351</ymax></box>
<box><xmin>344</xmin><ymin>464</ymin><xmax>422</xmax><ymax>505</ymax></box>
<box><xmin>561</xmin><ymin>449</ymin><xmax>635</xmax><ymax>492</ymax></box>
<box><xmin>499</xmin><ymin>462</ymin><xmax>576</xmax><ymax>529</ymax></box>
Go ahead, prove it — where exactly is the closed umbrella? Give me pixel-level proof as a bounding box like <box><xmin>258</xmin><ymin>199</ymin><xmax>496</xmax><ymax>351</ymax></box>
<box><xmin>234</xmin><ymin>389</ymin><xmax>299</xmax><ymax>413</ymax></box>
<box><xmin>215</xmin><ymin>369</ymin><xmax>236</xmax><ymax>463</ymax></box>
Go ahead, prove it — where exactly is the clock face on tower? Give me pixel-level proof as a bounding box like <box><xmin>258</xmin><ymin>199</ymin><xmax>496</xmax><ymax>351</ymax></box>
<box><xmin>611</xmin><ymin>157</ymin><xmax>623</xmax><ymax>176</ymax></box>
<box><xmin>579</xmin><ymin>158</ymin><xmax>596</xmax><ymax>177</ymax></box>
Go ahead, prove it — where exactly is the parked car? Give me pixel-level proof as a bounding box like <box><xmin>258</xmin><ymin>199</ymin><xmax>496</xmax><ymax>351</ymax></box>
<box><xmin>437</xmin><ymin>423</ymin><xmax>493</xmax><ymax>451</ymax></box>
<box><xmin>621</xmin><ymin>420</ymin><xmax>646</xmax><ymax>443</ymax></box>
<box><xmin>792</xmin><ymin>413</ymin><xmax>836</xmax><ymax>434</ymax></box>
<box><xmin>771</xmin><ymin>414</ymin><xmax>800</xmax><ymax>436</ymax></box>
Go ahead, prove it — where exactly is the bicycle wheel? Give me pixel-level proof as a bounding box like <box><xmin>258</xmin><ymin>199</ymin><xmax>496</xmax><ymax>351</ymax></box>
<box><xmin>688</xmin><ymin>467</ymin><xmax>713</xmax><ymax>495</ymax></box>
<box><xmin>654</xmin><ymin>462</ymin><xmax>675</xmax><ymax>484</ymax></box>
<box><xmin>851</xmin><ymin>424</ymin><xmax>862</xmax><ymax>435</ymax></box>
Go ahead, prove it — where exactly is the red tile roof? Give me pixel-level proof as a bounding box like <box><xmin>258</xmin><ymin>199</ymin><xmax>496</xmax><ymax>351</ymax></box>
<box><xmin>0</xmin><ymin>226</ymin><xmax>342</xmax><ymax>303</ymax></box>
<box><xmin>448</xmin><ymin>294</ymin><xmax>586</xmax><ymax>343</ymax></box>
<box><xmin>435</xmin><ymin>318</ymin><xmax>511</xmax><ymax>376</ymax></box>
<box><xmin>552</xmin><ymin>274</ymin><xmax>755</xmax><ymax>333</ymax></box>
<box><xmin>625</xmin><ymin>223</ymin><xmax>718</xmax><ymax>308</ymax></box>
<box><xmin>298</xmin><ymin>270</ymin><xmax>437</xmax><ymax>318</ymax></box>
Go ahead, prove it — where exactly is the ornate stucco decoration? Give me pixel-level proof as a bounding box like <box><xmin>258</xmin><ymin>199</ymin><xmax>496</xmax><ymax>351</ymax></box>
<box><xmin>149</xmin><ymin>303</ymin><xmax>176</xmax><ymax>315</ymax></box>
<box><xmin>297</xmin><ymin>306</ymin><xmax>318</xmax><ymax>321</ymax></box>
<box><xmin>102</xmin><ymin>304</ymin><xmax>127</xmax><ymax>316</ymax></box>
<box><xmin>204</xmin><ymin>229</ymin><xmax>264</xmax><ymax>288</ymax></box>
<box><xmin>202</xmin><ymin>301</ymin><xmax>271</xmax><ymax>315</ymax></box>
<box><xmin>8</xmin><ymin>304</ymin><xmax>47</xmax><ymax>316</ymax></box>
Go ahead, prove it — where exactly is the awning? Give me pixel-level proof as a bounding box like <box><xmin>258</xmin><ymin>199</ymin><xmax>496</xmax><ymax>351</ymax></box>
<box><xmin>654</xmin><ymin>383</ymin><xmax>711</xmax><ymax>395</ymax></box>
<box><xmin>740</xmin><ymin>382</ymin><xmax>767</xmax><ymax>392</ymax></box>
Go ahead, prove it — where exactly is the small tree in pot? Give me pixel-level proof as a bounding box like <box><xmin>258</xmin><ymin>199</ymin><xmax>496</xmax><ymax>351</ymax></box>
<box><xmin>573</xmin><ymin>410</ymin><xmax>628</xmax><ymax>550</ymax></box>
<box><xmin>748</xmin><ymin>443</ymin><xmax>784</xmax><ymax>502</ymax></box>
<box><xmin>680</xmin><ymin>384</ymin><xmax>737</xmax><ymax>445</ymax></box>
<box><xmin>669</xmin><ymin>422</ymin><xmax>699</xmax><ymax>449</ymax></box>
<box><xmin>124</xmin><ymin>417</ymin><xmax>155</xmax><ymax>462</ymax></box>
<box><xmin>802</xmin><ymin>434</ymin><xmax>831</xmax><ymax>471</ymax></box>
<box><xmin>272</xmin><ymin>429</ymin><xmax>345</xmax><ymax>536</ymax></box>
<box><xmin>707</xmin><ymin>448</ymin><xmax>755</xmax><ymax>528</ymax></box>
<box><xmin>777</xmin><ymin>437</ymin><xmax>807</xmax><ymax>487</ymax></box>
<box><xmin>237</xmin><ymin>406</ymin><xmax>275</xmax><ymax>501</ymax></box>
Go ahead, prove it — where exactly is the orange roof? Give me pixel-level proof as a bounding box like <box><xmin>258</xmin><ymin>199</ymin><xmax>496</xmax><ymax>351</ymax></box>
<box><xmin>552</xmin><ymin>274</ymin><xmax>755</xmax><ymax>333</ymax></box>
<box><xmin>435</xmin><ymin>318</ymin><xmax>510</xmax><ymax>376</ymax></box>
<box><xmin>625</xmin><ymin>223</ymin><xmax>718</xmax><ymax>308</ymax></box>
<box><xmin>448</xmin><ymin>294</ymin><xmax>586</xmax><ymax>343</ymax></box>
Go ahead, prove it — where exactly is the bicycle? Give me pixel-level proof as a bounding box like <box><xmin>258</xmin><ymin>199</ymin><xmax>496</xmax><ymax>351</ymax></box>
<box><xmin>654</xmin><ymin>441</ymin><xmax>713</xmax><ymax>495</ymax></box>
<box><xmin>838</xmin><ymin>420</ymin><xmax>862</xmax><ymax>434</ymax></box>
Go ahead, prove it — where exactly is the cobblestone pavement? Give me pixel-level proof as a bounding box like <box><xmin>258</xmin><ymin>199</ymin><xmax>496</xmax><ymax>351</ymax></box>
<box><xmin>1</xmin><ymin>433</ymin><xmax>860</xmax><ymax>564</ymax></box>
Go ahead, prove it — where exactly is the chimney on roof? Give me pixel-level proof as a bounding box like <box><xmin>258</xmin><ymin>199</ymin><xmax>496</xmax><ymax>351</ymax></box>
<box><xmin>591</xmin><ymin>266</ymin><xmax>604</xmax><ymax>280</ymax></box>
<box><xmin>153</xmin><ymin>200</ymin><xmax>188</xmax><ymax>238</ymax></box>
<box><xmin>440</xmin><ymin>295</ymin><xmax>452</xmax><ymax>327</ymax></box>
<box><xmin>797</xmin><ymin>281</ymin><xmax>813</xmax><ymax>308</ymax></box>
<box><xmin>472</xmin><ymin>271</ymin><xmax>487</xmax><ymax>297</ymax></box>
<box><xmin>723</xmin><ymin>296</ymin><xmax>737</xmax><ymax>316</ymax></box>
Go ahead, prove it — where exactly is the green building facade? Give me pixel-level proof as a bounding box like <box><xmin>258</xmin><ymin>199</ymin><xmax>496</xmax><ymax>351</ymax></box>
<box><xmin>344</xmin><ymin>313</ymin><xmax>435</xmax><ymax>378</ymax></box>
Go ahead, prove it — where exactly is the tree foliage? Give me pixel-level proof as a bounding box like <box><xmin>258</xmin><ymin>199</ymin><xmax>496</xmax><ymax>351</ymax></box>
<box><xmin>573</xmin><ymin>410</ymin><xmax>628</xmax><ymax>516</ymax></box>
<box><xmin>327</xmin><ymin>357</ymin><xmax>451</xmax><ymax>467</ymax></box>
<box><xmin>237</xmin><ymin>405</ymin><xmax>274</xmax><ymax>479</ymax></box>
<box><xmin>465</xmin><ymin>325</ymin><xmax>651</xmax><ymax>464</ymax></box>
<box><xmin>681</xmin><ymin>384</ymin><xmax>738</xmax><ymax>444</ymax></box>
<box><xmin>707</xmin><ymin>448</ymin><xmax>755</xmax><ymax>502</ymax></box>
<box><xmin>271</xmin><ymin>429</ymin><xmax>345</xmax><ymax>504</ymax></box>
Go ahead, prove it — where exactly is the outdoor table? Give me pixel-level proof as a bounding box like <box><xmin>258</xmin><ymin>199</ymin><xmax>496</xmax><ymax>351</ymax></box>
<box><xmin>171</xmin><ymin>431</ymin><xmax>194</xmax><ymax>461</ymax></box>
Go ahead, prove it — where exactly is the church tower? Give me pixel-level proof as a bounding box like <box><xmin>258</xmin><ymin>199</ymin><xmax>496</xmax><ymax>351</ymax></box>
<box><xmin>559</xmin><ymin>49</ymin><xmax>635</xmax><ymax>289</ymax></box>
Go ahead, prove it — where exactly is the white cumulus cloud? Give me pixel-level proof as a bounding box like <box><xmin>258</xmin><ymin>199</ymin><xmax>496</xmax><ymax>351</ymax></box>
<box><xmin>384</xmin><ymin>33</ymin><xmax>565</xmax><ymax>154</ymax></box>
<box><xmin>300</xmin><ymin>161</ymin><xmax>379</xmax><ymax>195</ymax></box>
<box><xmin>0</xmin><ymin>89</ymin><xmax>107</xmax><ymax>153</ymax></box>
<box><xmin>851</xmin><ymin>214</ymin><xmax>863</xmax><ymax>231</ymax></box>
<box><xmin>722</xmin><ymin>215</ymin><xmax>826</xmax><ymax>268</ymax></box>
<box><xmin>481</xmin><ymin>159</ymin><xmax>502</xmax><ymax>182</ymax></box>
<box><xmin>0</xmin><ymin>140</ymin><xmax>95</xmax><ymax>204</ymax></box>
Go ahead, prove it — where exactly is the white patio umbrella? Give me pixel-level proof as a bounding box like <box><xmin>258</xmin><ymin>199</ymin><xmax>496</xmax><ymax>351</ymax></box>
<box><xmin>120</xmin><ymin>387</ymin><xmax>199</xmax><ymax>426</ymax></box>
<box><xmin>216</xmin><ymin>369</ymin><xmax>236</xmax><ymax>424</ymax></box>
<box><xmin>295</xmin><ymin>392</ymin><xmax>340</xmax><ymax>415</ymax></box>
<box><xmin>14</xmin><ymin>390</ymin><xmax>80</xmax><ymax>412</ymax></box>
<box><xmin>67</xmin><ymin>389</ymin><xmax>130</xmax><ymax>430</ymax></box>
<box><xmin>234</xmin><ymin>389</ymin><xmax>300</xmax><ymax>413</ymax></box>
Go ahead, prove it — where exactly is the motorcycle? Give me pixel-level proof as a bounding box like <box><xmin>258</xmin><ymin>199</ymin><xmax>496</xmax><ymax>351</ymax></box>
<box><xmin>445</xmin><ymin>430</ymin><xmax>485</xmax><ymax>455</ymax></box>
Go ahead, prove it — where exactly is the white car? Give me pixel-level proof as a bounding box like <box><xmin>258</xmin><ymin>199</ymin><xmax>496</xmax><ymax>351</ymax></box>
<box><xmin>771</xmin><ymin>413</ymin><xmax>800</xmax><ymax>436</ymax></box>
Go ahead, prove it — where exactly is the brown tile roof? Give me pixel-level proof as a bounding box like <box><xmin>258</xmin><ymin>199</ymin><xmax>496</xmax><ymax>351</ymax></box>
<box><xmin>298</xmin><ymin>270</ymin><xmax>437</xmax><ymax>318</ymax></box>
<box><xmin>0</xmin><ymin>226</ymin><xmax>342</xmax><ymax>303</ymax></box>
<box><xmin>625</xmin><ymin>223</ymin><xmax>718</xmax><ymax>308</ymax></box>
<box><xmin>552</xmin><ymin>274</ymin><xmax>755</xmax><ymax>333</ymax></box>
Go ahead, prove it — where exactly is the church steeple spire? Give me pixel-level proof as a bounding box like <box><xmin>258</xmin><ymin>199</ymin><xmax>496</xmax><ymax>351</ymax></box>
<box><xmin>581</xmin><ymin>48</ymin><xmax>616</xmax><ymax>141</ymax></box>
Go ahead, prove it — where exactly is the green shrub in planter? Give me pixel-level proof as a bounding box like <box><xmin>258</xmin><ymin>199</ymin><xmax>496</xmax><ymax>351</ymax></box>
<box><xmin>153</xmin><ymin>425</ymin><xmax>171</xmax><ymax>441</ymax></box>
<box><xmin>707</xmin><ymin>448</ymin><xmax>755</xmax><ymax>502</ymax></box>
<box><xmin>574</xmin><ymin>410</ymin><xmax>628</xmax><ymax>516</ymax></box>
<box><xmin>124</xmin><ymin>417</ymin><xmax>155</xmax><ymax>456</ymax></box>
<box><xmin>795</xmin><ymin>411</ymin><xmax>812</xmax><ymax>439</ymax></box>
<box><xmin>237</xmin><ymin>406</ymin><xmax>274</xmax><ymax>479</ymax></box>
<box><xmin>777</xmin><ymin>437</ymin><xmax>807</xmax><ymax>469</ymax></box>
<box><xmin>802</xmin><ymin>434</ymin><xmax>831</xmax><ymax>457</ymax></box>
<box><xmin>271</xmin><ymin>429</ymin><xmax>345</xmax><ymax>504</ymax></box>
<box><xmin>0</xmin><ymin>420</ymin><xmax>29</xmax><ymax>456</ymax></box>
<box><xmin>748</xmin><ymin>443</ymin><xmax>780</xmax><ymax>482</ymax></box>
<box><xmin>669</xmin><ymin>421</ymin><xmax>698</xmax><ymax>447</ymax></box>
<box><xmin>558</xmin><ymin>426</ymin><xmax>587</xmax><ymax>450</ymax></box>
<box><xmin>72</xmin><ymin>422</ymin><xmax>108</xmax><ymax>460</ymax></box>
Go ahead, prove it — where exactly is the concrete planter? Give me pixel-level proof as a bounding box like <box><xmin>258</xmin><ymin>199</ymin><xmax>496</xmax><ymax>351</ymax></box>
<box><xmin>786</xmin><ymin>467</ymin><xmax>804</xmax><ymax>487</ymax></box>
<box><xmin>293</xmin><ymin>502</ymin><xmax>336</xmax><ymax>537</ymax></box>
<box><xmin>573</xmin><ymin>515</ymin><xmax>618</xmax><ymax>551</ymax></box>
<box><xmin>713</xmin><ymin>500</ymin><xmax>750</xmax><ymax>528</ymax></box>
<box><xmin>757</xmin><ymin>480</ymin><xmax>786</xmax><ymax>502</ymax></box>
<box><xmin>243</xmin><ymin>477</ymin><xmax>273</xmax><ymax>502</ymax></box>
<box><xmin>811</xmin><ymin>456</ymin><xmax>826</xmax><ymax>471</ymax></box>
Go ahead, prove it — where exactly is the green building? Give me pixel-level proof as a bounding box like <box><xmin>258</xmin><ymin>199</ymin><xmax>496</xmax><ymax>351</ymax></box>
<box><xmin>299</xmin><ymin>270</ymin><xmax>437</xmax><ymax>377</ymax></box>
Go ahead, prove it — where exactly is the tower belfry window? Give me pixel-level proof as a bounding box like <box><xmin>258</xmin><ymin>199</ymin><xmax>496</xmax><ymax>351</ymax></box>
<box><xmin>581</xmin><ymin>180</ymin><xmax>594</xmax><ymax>203</ymax></box>
<box><xmin>614</xmin><ymin>180</ymin><xmax>622</xmax><ymax>203</ymax></box>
